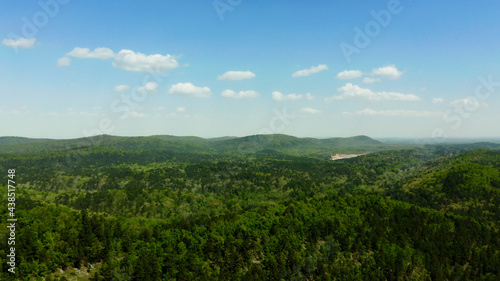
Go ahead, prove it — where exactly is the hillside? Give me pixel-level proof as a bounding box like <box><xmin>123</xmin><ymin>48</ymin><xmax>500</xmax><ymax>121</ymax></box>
<box><xmin>210</xmin><ymin>134</ymin><xmax>386</xmax><ymax>156</ymax></box>
<box><xmin>0</xmin><ymin>134</ymin><xmax>386</xmax><ymax>156</ymax></box>
<box><xmin>0</xmin><ymin>137</ymin><xmax>500</xmax><ymax>280</ymax></box>
<box><xmin>0</xmin><ymin>136</ymin><xmax>53</xmax><ymax>146</ymax></box>
<box><xmin>389</xmin><ymin>150</ymin><xmax>500</xmax><ymax>222</ymax></box>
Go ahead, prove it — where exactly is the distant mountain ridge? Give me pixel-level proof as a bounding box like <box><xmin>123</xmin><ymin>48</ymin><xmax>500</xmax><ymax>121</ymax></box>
<box><xmin>0</xmin><ymin>136</ymin><xmax>53</xmax><ymax>146</ymax></box>
<box><xmin>1</xmin><ymin>134</ymin><xmax>499</xmax><ymax>157</ymax></box>
<box><xmin>0</xmin><ymin>134</ymin><xmax>385</xmax><ymax>155</ymax></box>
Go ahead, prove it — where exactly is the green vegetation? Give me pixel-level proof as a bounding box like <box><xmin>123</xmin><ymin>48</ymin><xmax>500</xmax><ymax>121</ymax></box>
<box><xmin>0</xmin><ymin>135</ymin><xmax>499</xmax><ymax>280</ymax></box>
<box><xmin>0</xmin><ymin>137</ymin><xmax>53</xmax><ymax>146</ymax></box>
<box><xmin>0</xmin><ymin>134</ymin><xmax>387</xmax><ymax>156</ymax></box>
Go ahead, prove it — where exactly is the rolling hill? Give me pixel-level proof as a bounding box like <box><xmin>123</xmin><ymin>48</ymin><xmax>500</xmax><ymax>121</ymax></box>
<box><xmin>0</xmin><ymin>134</ymin><xmax>386</xmax><ymax>156</ymax></box>
<box><xmin>0</xmin><ymin>136</ymin><xmax>53</xmax><ymax>146</ymax></box>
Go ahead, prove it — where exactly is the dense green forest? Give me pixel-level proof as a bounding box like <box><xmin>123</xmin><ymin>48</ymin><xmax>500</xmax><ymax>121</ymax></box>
<box><xmin>0</xmin><ymin>135</ymin><xmax>500</xmax><ymax>280</ymax></box>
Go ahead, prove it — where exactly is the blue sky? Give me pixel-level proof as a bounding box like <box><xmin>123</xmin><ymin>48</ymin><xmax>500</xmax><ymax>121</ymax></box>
<box><xmin>1</xmin><ymin>0</ymin><xmax>500</xmax><ymax>139</ymax></box>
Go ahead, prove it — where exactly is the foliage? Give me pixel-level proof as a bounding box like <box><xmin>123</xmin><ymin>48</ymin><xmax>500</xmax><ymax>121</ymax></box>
<box><xmin>0</xmin><ymin>137</ymin><xmax>499</xmax><ymax>280</ymax></box>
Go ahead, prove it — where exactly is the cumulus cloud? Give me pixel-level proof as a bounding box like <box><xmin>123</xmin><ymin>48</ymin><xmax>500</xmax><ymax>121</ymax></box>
<box><xmin>113</xmin><ymin>85</ymin><xmax>131</xmax><ymax>92</ymax></box>
<box><xmin>345</xmin><ymin>108</ymin><xmax>442</xmax><ymax>117</ymax></box>
<box><xmin>177</xmin><ymin>107</ymin><xmax>186</xmax><ymax>112</ymax></box>
<box><xmin>272</xmin><ymin>91</ymin><xmax>314</xmax><ymax>101</ymax></box>
<box><xmin>292</xmin><ymin>64</ymin><xmax>328</xmax><ymax>77</ymax></box>
<box><xmin>363</xmin><ymin>77</ymin><xmax>381</xmax><ymax>84</ymax></box>
<box><xmin>432</xmin><ymin>98</ymin><xmax>444</xmax><ymax>104</ymax></box>
<box><xmin>113</xmin><ymin>49</ymin><xmax>179</xmax><ymax>72</ymax></box>
<box><xmin>336</xmin><ymin>70</ymin><xmax>362</xmax><ymax>80</ymax></box>
<box><xmin>371</xmin><ymin>65</ymin><xmax>403</xmax><ymax>80</ymax></box>
<box><xmin>168</xmin><ymin>82</ymin><xmax>211</xmax><ymax>98</ymax></box>
<box><xmin>217</xmin><ymin>71</ymin><xmax>256</xmax><ymax>80</ymax></box>
<box><xmin>2</xmin><ymin>37</ymin><xmax>36</xmax><ymax>49</ymax></box>
<box><xmin>325</xmin><ymin>83</ymin><xmax>420</xmax><ymax>102</ymax></box>
<box><xmin>60</xmin><ymin>47</ymin><xmax>179</xmax><ymax>73</ymax></box>
<box><xmin>449</xmin><ymin>98</ymin><xmax>487</xmax><ymax>110</ymax></box>
<box><xmin>299</xmin><ymin>107</ymin><xmax>321</xmax><ymax>114</ymax></box>
<box><xmin>66</xmin><ymin>47</ymin><xmax>115</xmax><ymax>59</ymax></box>
<box><xmin>272</xmin><ymin>91</ymin><xmax>302</xmax><ymax>101</ymax></box>
<box><xmin>221</xmin><ymin>89</ymin><xmax>259</xmax><ymax>99</ymax></box>
<box><xmin>57</xmin><ymin>57</ymin><xmax>71</xmax><ymax>67</ymax></box>
<box><xmin>331</xmin><ymin>65</ymin><xmax>402</xmax><ymax>83</ymax></box>
<box><xmin>137</xmin><ymin>82</ymin><xmax>159</xmax><ymax>94</ymax></box>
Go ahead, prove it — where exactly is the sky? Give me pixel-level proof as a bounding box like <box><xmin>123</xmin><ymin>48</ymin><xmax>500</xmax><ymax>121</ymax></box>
<box><xmin>1</xmin><ymin>0</ymin><xmax>500</xmax><ymax>140</ymax></box>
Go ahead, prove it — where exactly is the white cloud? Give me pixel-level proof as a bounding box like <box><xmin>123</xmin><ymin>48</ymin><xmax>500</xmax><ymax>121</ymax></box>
<box><xmin>449</xmin><ymin>98</ymin><xmax>487</xmax><ymax>109</ymax></box>
<box><xmin>325</xmin><ymin>83</ymin><xmax>420</xmax><ymax>102</ymax></box>
<box><xmin>113</xmin><ymin>49</ymin><xmax>179</xmax><ymax>72</ymax></box>
<box><xmin>2</xmin><ymin>37</ymin><xmax>36</xmax><ymax>49</ymax></box>
<box><xmin>362</xmin><ymin>77</ymin><xmax>381</xmax><ymax>84</ymax></box>
<box><xmin>346</xmin><ymin>108</ymin><xmax>442</xmax><ymax>118</ymax></box>
<box><xmin>168</xmin><ymin>82</ymin><xmax>211</xmax><ymax>98</ymax></box>
<box><xmin>113</xmin><ymin>85</ymin><xmax>131</xmax><ymax>92</ymax></box>
<box><xmin>218</xmin><ymin>71</ymin><xmax>256</xmax><ymax>80</ymax></box>
<box><xmin>272</xmin><ymin>91</ymin><xmax>314</xmax><ymax>101</ymax></box>
<box><xmin>177</xmin><ymin>107</ymin><xmax>186</xmax><ymax>112</ymax></box>
<box><xmin>292</xmin><ymin>64</ymin><xmax>328</xmax><ymax>77</ymax></box>
<box><xmin>129</xmin><ymin>110</ymin><xmax>149</xmax><ymax>118</ymax></box>
<box><xmin>336</xmin><ymin>70</ymin><xmax>362</xmax><ymax>80</ymax></box>
<box><xmin>272</xmin><ymin>91</ymin><xmax>301</xmax><ymax>101</ymax></box>
<box><xmin>137</xmin><ymin>82</ymin><xmax>159</xmax><ymax>94</ymax></box>
<box><xmin>305</xmin><ymin>93</ymin><xmax>314</xmax><ymax>100</ymax></box>
<box><xmin>432</xmin><ymin>97</ymin><xmax>444</xmax><ymax>104</ymax></box>
<box><xmin>61</xmin><ymin>47</ymin><xmax>180</xmax><ymax>73</ymax></box>
<box><xmin>221</xmin><ymin>89</ymin><xmax>260</xmax><ymax>99</ymax></box>
<box><xmin>154</xmin><ymin>107</ymin><xmax>165</xmax><ymax>111</ymax></box>
<box><xmin>57</xmin><ymin>57</ymin><xmax>71</xmax><ymax>67</ymax></box>
<box><xmin>299</xmin><ymin>107</ymin><xmax>321</xmax><ymax>114</ymax></box>
<box><xmin>371</xmin><ymin>65</ymin><xmax>403</xmax><ymax>80</ymax></box>
<box><xmin>66</xmin><ymin>47</ymin><xmax>115</xmax><ymax>59</ymax></box>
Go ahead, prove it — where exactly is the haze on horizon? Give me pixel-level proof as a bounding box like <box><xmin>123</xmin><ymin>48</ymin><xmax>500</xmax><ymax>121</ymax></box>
<box><xmin>1</xmin><ymin>0</ymin><xmax>500</xmax><ymax>139</ymax></box>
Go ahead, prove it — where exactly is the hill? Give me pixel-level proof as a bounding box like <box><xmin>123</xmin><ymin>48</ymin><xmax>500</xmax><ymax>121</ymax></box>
<box><xmin>0</xmin><ymin>135</ymin><xmax>214</xmax><ymax>154</ymax></box>
<box><xmin>0</xmin><ymin>134</ymin><xmax>386</xmax><ymax>156</ymax></box>
<box><xmin>389</xmin><ymin>149</ymin><xmax>500</xmax><ymax>222</ymax></box>
<box><xmin>210</xmin><ymin>134</ymin><xmax>386</xmax><ymax>156</ymax></box>
<box><xmin>0</xmin><ymin>136</ymin><xmax>53</xmax><ymax>146</ymax></box>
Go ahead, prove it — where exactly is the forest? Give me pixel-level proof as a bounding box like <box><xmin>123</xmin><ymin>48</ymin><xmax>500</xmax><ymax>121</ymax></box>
<box><xmin>0</xmin><ymin>134</ymin><xmax>499</xmax><ymax>280</ymax></box>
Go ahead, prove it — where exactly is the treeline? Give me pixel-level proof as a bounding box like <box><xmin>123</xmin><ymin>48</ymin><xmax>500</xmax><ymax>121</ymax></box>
<box><xmin>1</xmin><ymin>195</ymin><xmax>499</xmax><ymax>280</ymax></box>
